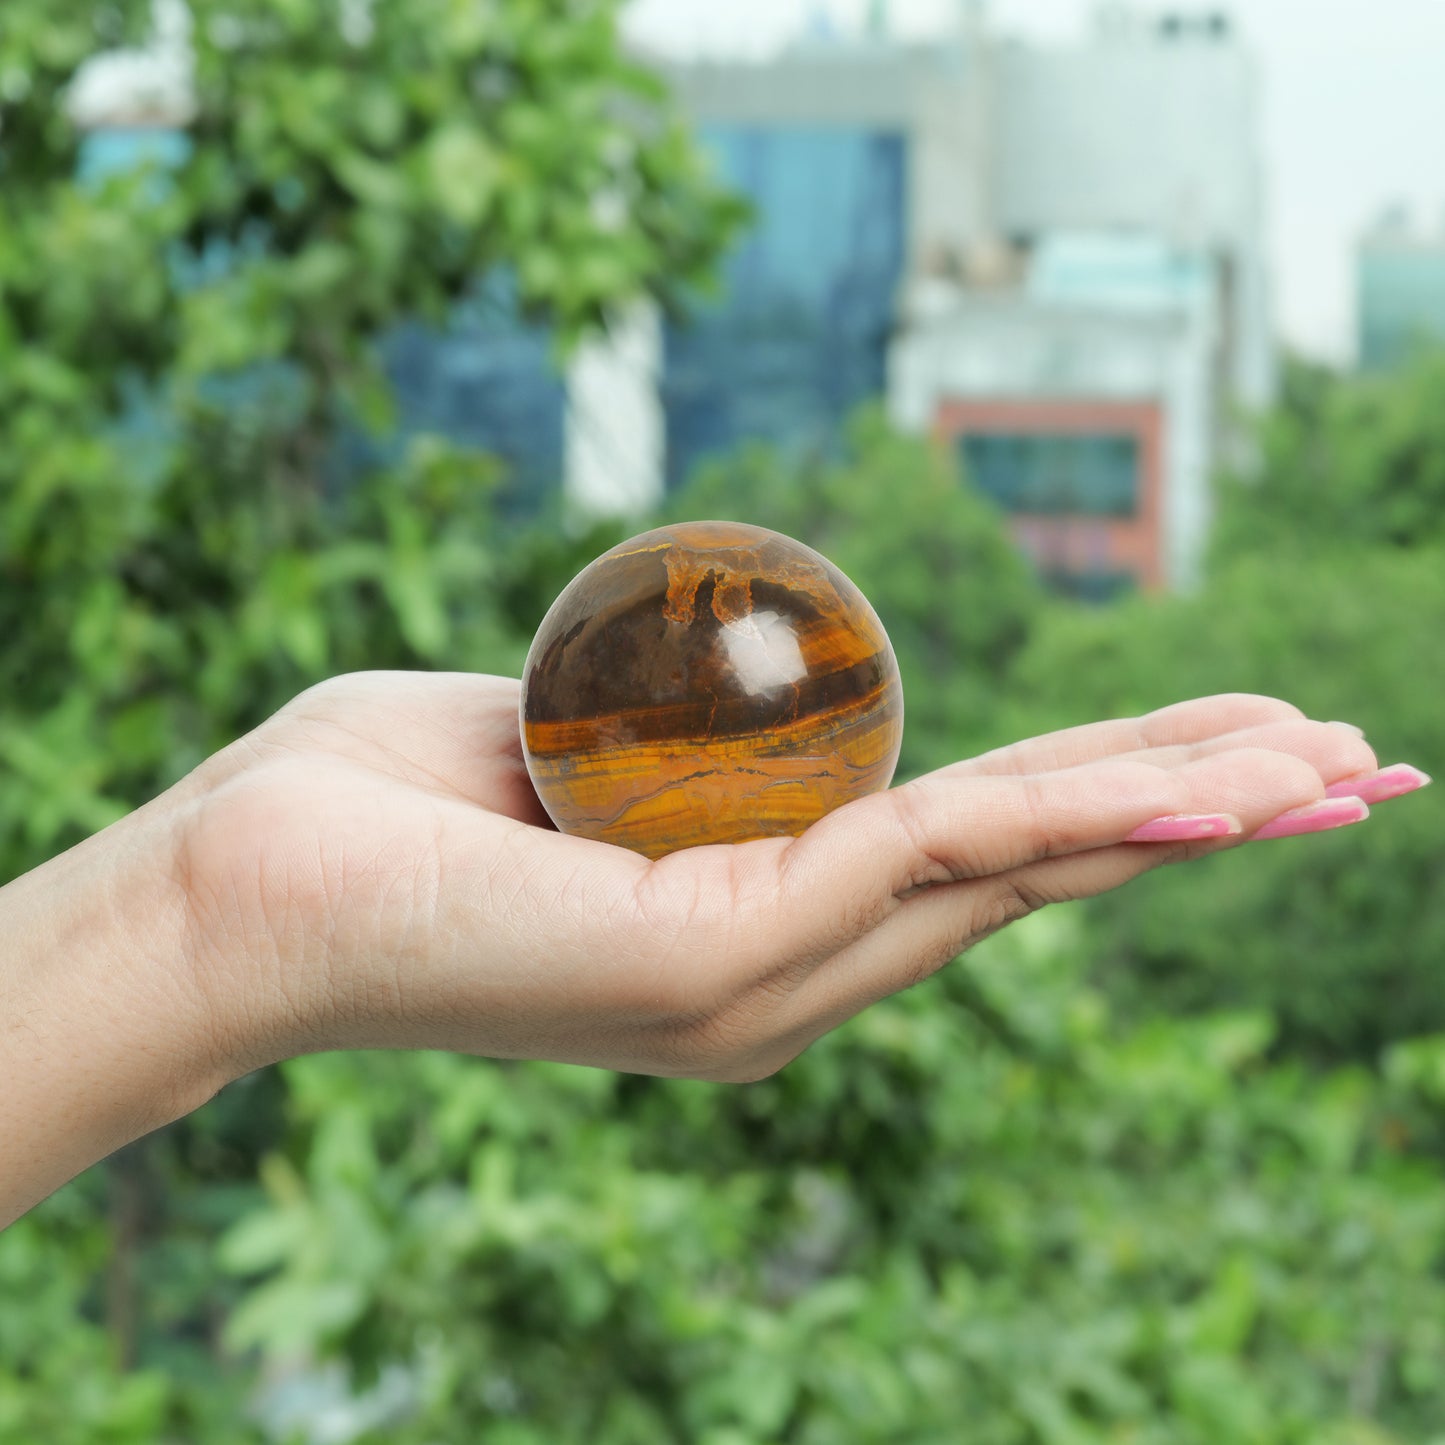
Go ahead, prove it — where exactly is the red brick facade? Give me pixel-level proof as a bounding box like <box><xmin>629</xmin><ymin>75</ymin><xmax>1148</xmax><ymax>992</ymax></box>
<box><xmin>934</xmin><ymin>397</ymin><xmax>1166</xmax><ymax>593</ymax></box>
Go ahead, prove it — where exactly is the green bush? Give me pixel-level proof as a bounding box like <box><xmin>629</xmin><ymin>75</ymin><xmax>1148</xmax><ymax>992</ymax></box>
<box><xmin>0</xmin><ymin>0</ymin><xmax>746</xmax><ymax>885</ymax></box>
<box><xmin>1211</xmin><ymin>354</ymin><xmax>1445</xmax><ymax>560</ymax></box>
<box><xmin>87</xmin><ymin>918</ymin><xmax>1445</xmax><ymax>1443</ymax></box>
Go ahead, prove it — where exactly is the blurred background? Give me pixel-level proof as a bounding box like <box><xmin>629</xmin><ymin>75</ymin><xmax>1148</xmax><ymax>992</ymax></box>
<box><xmin>4</xmin><ymin>2</ymin><xmax>1445</xmax><ymax>1441</ymax></box>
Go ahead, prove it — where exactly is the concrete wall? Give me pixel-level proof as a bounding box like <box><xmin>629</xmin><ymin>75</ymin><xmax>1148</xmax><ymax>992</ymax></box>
<box><xmin>565</xmin><ymin>303</ymin><xmax>665</xmax><ymax>519</ymax></box>
<box><xmin>664</xmin><ymin>46</ymin><xmax>995</xmax><ymax>269</ymax></box>
<box><xmin>936</xmin><ymin>394</ymin><xmax>1168</xmax><ymax>592</ymax></box>
<box><xmin>992</xmin><ymin>41</ymin><xmax>1260</xmax><ymax>250</ymax></box>
<box><xmin>667</xmin><ymin>24</ymin><xmax>1275</xmax><ymax>415</ymax></box>
<box><xmin>993</xmin><ymin>35</ymin><xmax>1272</xmax><ymax>410</ymax></box>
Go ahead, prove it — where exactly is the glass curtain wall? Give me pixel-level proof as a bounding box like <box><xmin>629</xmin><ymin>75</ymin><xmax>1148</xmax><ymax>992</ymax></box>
<box><xmin>662</xmin><ymin>125</ymin><xmax>908</xmax><ymax>490</ymax></box>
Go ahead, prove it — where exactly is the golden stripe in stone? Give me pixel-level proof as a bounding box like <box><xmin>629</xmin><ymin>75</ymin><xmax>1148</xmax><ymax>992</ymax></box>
<box><xmin>525</xmin><ymin>684</ymin><xmax>902</xmax><ymax>858</ymax></box>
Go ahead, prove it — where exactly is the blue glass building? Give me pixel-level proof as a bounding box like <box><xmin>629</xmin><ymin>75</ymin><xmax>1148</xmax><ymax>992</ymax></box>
<box><xmin>662</xmin><ymin>125</ymin><xmax>908</xmax><ymax>489</ymax></box>
<box><xmin>373</xmin><ymin>284</ymin><xmax>565</xmax><ymax>517</ymax></box>
<box><xmin>77</xmin><ymin>128</ymin><xmax>566</xmax><ymax>515</ymax></box>
<box><xmin>1357</xmin><ymin>237</ymin><xmax>1445</xmax><ymax>372</ymax></box>
<box><xmin>78</xmin><ymin>121</ymin><xmax>908</xmax><ymax>505</ymax></box>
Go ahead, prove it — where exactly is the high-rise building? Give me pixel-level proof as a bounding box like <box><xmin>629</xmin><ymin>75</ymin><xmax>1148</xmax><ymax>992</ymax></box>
<box><xmin>661</xmin><ymin>122</ymin><xmax>907</xmax><ymax>490</ymax></box>
<box><xmin>70</xmin><ymin>39</ymin><xmax>571</xmax><ymax>520</ymax></box>
<box><xmin>1357</xmin><ymin>207</ymin><xmax>1445</xmax><ymax>372</ymax></box>
<box><xmin>76</xmin><ymin>124</ymin><xmax>568</xmax><ymax>518</ymax></box>
<box><xmin>646</xmin><ymin>5</ymin><xmax>1275</xmax><ymax>594</ymax></box>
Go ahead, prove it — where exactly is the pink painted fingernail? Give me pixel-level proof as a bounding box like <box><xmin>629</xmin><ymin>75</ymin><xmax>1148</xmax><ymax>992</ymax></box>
<box><xmin>1324</xmin><ymin>763</ymin><xmax>1431</xmax><ymax>804</ymax></box>
<box><xmin>1253</xmin><ymin>796</ymin><xmax>1370</xmax><ymax>841</ymax></box>
<box><xmin>1126</xmin><ymin>813</ymin><xmax>1243</xmax><ymax>843</ymax></box>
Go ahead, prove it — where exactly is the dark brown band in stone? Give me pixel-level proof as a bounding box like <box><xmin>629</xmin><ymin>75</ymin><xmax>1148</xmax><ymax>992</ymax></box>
<box><xmin>525</xmin><ymin>525</ymin><xmax>893</xmax><ymax>729</ymax></box>
<box><xmin>524</xmin><ymin>653</ymin><xmax>895</xmax><ymax>753</ymax></box>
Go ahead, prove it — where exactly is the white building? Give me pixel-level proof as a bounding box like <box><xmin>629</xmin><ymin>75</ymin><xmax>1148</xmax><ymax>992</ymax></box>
<box><xmin>1356</xmin><ymin>205</ymin><xmax>1445</xmax><ymax>372</ymax></box>
<box><xmin>640</xmin><ymin>4</ymin><xmax>1274</xmax><ymax>594</ymax></box>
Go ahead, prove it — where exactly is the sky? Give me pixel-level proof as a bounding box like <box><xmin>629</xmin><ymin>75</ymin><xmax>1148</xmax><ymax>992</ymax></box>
<box><xmin>624</xmin><ymin>0</ymin><xmax>1445</xmax><ymax>365</ymax></box>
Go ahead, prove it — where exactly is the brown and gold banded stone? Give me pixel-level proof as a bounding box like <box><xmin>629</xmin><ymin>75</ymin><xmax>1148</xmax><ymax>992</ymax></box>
<box><xmin>520</xmin><ymin>520</ymin><xmax>904</xmax><ymax>858</ymax></box>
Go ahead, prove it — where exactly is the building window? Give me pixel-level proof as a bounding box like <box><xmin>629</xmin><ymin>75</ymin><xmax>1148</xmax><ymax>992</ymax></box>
<box><xmin>1041</xmin><ymin>568</ymin><xmax>1138</xmax><ymax>603</ymax></box>
<box><xmin>663</xmin><ymin>126</ymin><xmax>909</xmax><ymax>490</ymax></box>
<box><xmin>959</xmin><ymin>432</ymin><xmax>1140</xmax><ymax>517</ymax></box>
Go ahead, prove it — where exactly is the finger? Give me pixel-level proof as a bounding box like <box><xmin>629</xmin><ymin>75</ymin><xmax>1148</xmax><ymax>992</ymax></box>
<box><xmin>1100</xmin><ymin>717</ymin><xmax>1377</xmax><ymax>789</ymax></box>
<box><xmin>717</xmin><ymin>755</ymin><xmax>1203</xmax><ymax>990</ymax></box>
<box><xmin>742</xmin><ymin>746</ymin><xmax>1339</xmax><ymax>1057</ymax></box>
<box><xmin>951</xmin><ymin>693</ymin><xmax>1309</xmax><ymax>779</ymax></box>
<box><xmin>1324</xmin><ymin>761</ymin><xmax>1432</xmax><ymax>804</ymax></box>
<box><xmin>788</xmin><ymin>738</ymin><xmax>1331</xmax><ymax>914</ymax></box>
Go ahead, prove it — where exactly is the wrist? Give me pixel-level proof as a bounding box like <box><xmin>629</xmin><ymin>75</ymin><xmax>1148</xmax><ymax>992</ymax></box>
<box><xmin>0</xmin><ymin>795</ymin><xmax>229</xmax><ymax>1223</ymax></box>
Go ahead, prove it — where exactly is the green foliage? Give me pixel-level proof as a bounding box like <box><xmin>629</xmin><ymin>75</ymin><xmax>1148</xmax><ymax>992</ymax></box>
<box><xmin>0</xmin><ymin>9</ymin><xmax>152</xmax><ymax>182</ymax></box>
<box><xmin>0</xmin><ymin>1170</ymin><xmax>265</xmax><ymax>1443</ymax></box>
<box><xmin>174</xmin><ymin>0</ymin><xmax>748</xmax><ymax>357</ymax></box>
<box><xmin>1002</xmin><ymin>359</ymin><xmax>1445</xmax><ymax>1057</ymax></box>
<box><xmin>1212</xmin><ymin>355</ymin><xmax>1445</xmax><ymax>560</ymax></box>
<box><xmin>666</xmin><ymin>410</ymin><xmax>1043</xmax><ymax>776</ymax></box>
<box><xmin>22</xmin><ymin>921</ymin><xmax>1445</xmax><ymax>1441</ymax></box>
<box><xmin>179</xmin><ymin>921</ymin><xmax>1445</xmax><ymax>1441</ymax></box>
<box><xmin>0</xmin><ymin>0</ymin><xmax>744</xmax><ymax>880</ymax></box>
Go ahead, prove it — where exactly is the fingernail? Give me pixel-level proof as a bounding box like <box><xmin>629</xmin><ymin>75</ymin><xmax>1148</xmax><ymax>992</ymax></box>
<box><xmin>1253</xmin><ymin>796</ymin><xmax>1370</xmax><ymax>841</ymax></box>
<box><xmin>1126</xmin><ymin>813</ymin><xmax>1244</xmax><ymax>843</ymax></box>
<box><xmin>1327</xmin><ymin>721</ymin><xmax>1367</xmax><ymax>738</ymax></box>
<box><xmin>1324</xmin><ymin>763</ymin><xmax>1431</xmax><ymax>804</ymax></box>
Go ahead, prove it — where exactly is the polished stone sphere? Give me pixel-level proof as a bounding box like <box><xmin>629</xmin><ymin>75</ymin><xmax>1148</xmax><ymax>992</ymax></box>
<box><xmin>520</xmin><ymin>520</ymin><xmax>904</xmax><ymax>858</ymax></box>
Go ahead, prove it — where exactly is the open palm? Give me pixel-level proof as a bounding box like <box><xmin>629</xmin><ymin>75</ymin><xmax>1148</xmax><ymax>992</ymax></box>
<box><xmin>171</xmin><ymin>672</ymin><xmax>1377</xmax><ymax>1083</ymax></box>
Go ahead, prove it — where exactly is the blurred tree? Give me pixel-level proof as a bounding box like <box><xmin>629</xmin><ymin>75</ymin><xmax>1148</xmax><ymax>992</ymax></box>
<box><xmin>198</xmin><ymin>918</ymin><xmax>1445</xmax><ymax>1443</ymax></box>
<box><xmin>1212</xmin><ymin>353</ymin><xmax>1445</xmax><ymax>559</ymax></box>
<box><xmin>0</xmin><ymin>0</ymin><xmax>746</xmax><ymax>870</ymax></box>
<box><xmin>0</xmin><ymin>1</ymin><xmax>742</xmax><ymax>1431</ymax></box>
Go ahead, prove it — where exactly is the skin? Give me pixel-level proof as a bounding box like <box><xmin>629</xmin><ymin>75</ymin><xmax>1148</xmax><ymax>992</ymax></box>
<box><xmin>0</xmin><ymin>675</ymin><xmax>1383</xmax><ymax>1228</ymax></box>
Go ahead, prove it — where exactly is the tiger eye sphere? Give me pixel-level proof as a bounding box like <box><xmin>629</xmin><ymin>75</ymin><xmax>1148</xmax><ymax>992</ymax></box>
<box><xmin>520</xmin><ymin>520</ymin><xmax>904</xmax><ymax>858</ymax></box>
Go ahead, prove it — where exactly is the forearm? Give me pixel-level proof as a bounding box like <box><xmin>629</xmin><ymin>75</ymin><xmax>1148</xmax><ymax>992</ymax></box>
<box><xmin>0</xmin><ymin>800</ymin><xmax>221</xmax><ymax>1228</ymax></box>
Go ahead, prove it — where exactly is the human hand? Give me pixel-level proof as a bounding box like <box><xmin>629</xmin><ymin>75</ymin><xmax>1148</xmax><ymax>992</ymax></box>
<box><xmin>6</xmin><ymin>673</ymin><xmax>1431</xmax><ymax>1225</ymax></box>
<box><xmin>165</xmin><ymin>674</ymin><xmax>1409</xmax><ymax>1087</ymax></box>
